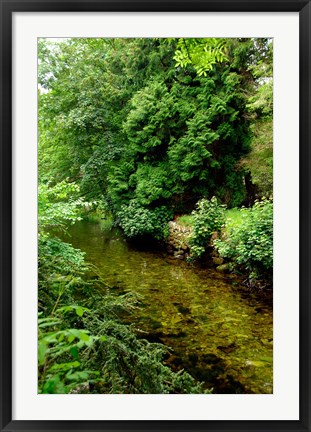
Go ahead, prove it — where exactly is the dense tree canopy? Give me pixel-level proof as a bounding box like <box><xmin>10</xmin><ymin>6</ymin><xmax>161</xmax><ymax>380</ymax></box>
<box><xmin>39</xmin><ymin>37</ymin><xmax>272</xmax><ymax>235</ymax></box>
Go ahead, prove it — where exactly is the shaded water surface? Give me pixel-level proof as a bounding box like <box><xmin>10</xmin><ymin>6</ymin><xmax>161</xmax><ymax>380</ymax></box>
<box><xmin>64</xmin><ymin>221</ymin><xmax>273</xmax><ymax>394</ymax></box>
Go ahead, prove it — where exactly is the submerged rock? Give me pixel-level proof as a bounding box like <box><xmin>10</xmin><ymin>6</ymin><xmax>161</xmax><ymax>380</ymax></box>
<box><xmin>216</xmin><ymin>263</ymin><xmax>230</xmax><ymax>273</ymax></box>
<box><xmin>212</xmin><ymin>256</ymin><xmax>224</xmax><ymax>266</ymax></box>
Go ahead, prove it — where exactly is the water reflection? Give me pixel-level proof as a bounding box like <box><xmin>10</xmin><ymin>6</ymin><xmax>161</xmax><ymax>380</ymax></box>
<box><xmin>62</xmin><ymin>221</ymin><xmax>273</xmax><ymax>394</ymax></box>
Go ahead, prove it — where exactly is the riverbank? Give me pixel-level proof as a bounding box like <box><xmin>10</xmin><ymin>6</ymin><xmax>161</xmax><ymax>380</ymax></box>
<box><xmin>83</xmin><ymin>201</ymin><xmax>273</xmax><ymax>291</ymax></box>
<box><xmin>164</xmin><ymin>202</ymin><xmax>273</xmax><ymax>291</ymax></box>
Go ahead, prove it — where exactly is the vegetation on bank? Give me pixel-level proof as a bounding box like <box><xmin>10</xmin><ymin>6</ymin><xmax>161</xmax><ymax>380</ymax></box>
<box><xmin>174</xmin><ymin>199</ymin><xmax>273</xmax><ymax>286</ymax></box>
<box><xmin>214</xmin><ymin>199</ymin><xmax>273</xmax><ymax>285</ymax></box>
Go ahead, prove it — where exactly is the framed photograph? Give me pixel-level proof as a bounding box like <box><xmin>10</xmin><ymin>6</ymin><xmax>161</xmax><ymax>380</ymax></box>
<box><xmin>1</xmin><ymin>1</ymin><xmax>310</xmax><ymax>431</ymax></box>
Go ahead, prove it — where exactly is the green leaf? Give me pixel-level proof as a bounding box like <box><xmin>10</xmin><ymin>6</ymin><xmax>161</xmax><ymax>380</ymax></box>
<box><xmin>49</xmin><ymin>361</ymin><xmax>81</xmax><ymax>372</ymax></box>
<box><xmin>38</xmin><ymin>341</ymin><xmax>48</xmax><ymax>365</ymax></box>
<box><xmin>70</xmin><ymin>346</ymin><xmax>79</xmax><ymax>360</ymax></box>
<box><xmin>68</xmin><ymin>334</ymin><xmax>75</xmax><ymax>343</ymax></box>
<box><xmin>66</xmin><ymin>371</ymin><xmax>89</xmax><ymax>381</ymax></box>
<box><xmin>79</xmin><ymin>332</ymin><xmax>90</xmax><ymax>342</ymax></box>
<box><xmin>76</xmin><ymin>306</ymin><xmax>84</xmax><ymax>317</ymax></box>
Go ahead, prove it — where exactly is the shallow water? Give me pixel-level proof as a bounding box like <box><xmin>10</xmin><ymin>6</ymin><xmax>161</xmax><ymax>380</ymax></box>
<box><xmin>63</xmin><ymin>221</ymin><xmax>273</xmax><ymax>394</ymax></box>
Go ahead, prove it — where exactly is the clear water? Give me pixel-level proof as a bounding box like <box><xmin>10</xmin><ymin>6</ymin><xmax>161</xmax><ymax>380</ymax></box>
<box><xmin>63</xmin><ymin>221</ymin><xmax>273</xmax><ymax>394</ymax></box>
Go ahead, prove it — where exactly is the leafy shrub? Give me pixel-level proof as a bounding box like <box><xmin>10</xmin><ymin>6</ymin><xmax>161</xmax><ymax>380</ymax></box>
<box><xmin>38</xmin><ymin>237</ymin><xmax>89</xmax><ymax>314</ymax></box>
<box><xmin>214</xmin><ymin>199</ymin><xmax>273</xmax><ymax>282</ymax></box>
<box><xmin>117</xmin><ymin>200</ymin><xmax>173</xmax><ymax>240</ymax></box>
<box><xmin>38</xmin><ymin>180</ymin><xmax>91</xmax><ymax>233</ymax></box>
<box><xmin>189</xmin><ymin>197</ymin><xmax>226</xmax><ymax>258</ymax></box>
<box><xmin>38</xmin><ymin>307</ymin><xmax>104</xmax><ymax>394</ymax></box>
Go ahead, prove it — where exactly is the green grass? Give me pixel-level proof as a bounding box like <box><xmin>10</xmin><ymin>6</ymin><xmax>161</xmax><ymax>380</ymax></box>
<box><xmin>175</xmin><ymin>208</ymin><xmax>248</xmax><ymax>240</ymax></box>
<box><xmin>175</xmin><ymin>214</ymin><xmax>194</xmax><ymax>227</ymax></box>
<box><xmin>224</xmin><ymin>208</ymin><xmax>245</xmax><ymax>234</ymax></box>
<box><xmin>176</xmin><ymin>209</ymin><xmax>245</xmax><ymax>232</ymax></box>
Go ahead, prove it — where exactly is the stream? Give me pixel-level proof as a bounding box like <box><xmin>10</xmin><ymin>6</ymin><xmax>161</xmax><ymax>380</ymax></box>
<box><xmin>62</xmin><ymin>220</ymin><xmax>273</xmax><ymax>394</ymax></box>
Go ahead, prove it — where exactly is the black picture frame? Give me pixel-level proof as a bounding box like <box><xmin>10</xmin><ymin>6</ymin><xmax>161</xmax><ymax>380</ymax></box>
<box><xmin>1</xmin><ymin>1</ymin><xmax>310</xmax><ymax>431</ymax></box>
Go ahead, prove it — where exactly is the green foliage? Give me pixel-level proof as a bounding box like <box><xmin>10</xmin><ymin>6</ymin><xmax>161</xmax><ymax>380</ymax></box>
<box><xmin>38</xmin><ymin>180</ymin><xmax>92</xmax><ymax>313</ymax></box>
<box><xmin>38</xmin><ymin>38</ymin><xmax>128</xmax><ymax>188</ymax></box>
<box><xmin>39</xmin><ymin>37</ymin><xmax>262</xmax><ymax>221</ymax></box>
<box><xmin>38</xmin><ymin>308</ymin><xmax>103</xmax><ymax>394</ymax></box>
<box><xmin>239</xmin><ymin>119</ymin><xmax>273</xmax><ymax>198</ymax></box>
<box><xmin>124</xmin><ymin>80</ymin><xmax>175</xmax><ymax>152</ymax></box>
<box><xmin>239</xmin><ymin>39</ymin><xmax>273</xmax><ymax>200</ymax></box>
<box><xmin>214</xmin><ymin>199</ymin><xmax>273</xmax><ymax>282</ymax></box>
<box><xmin>38</xmin><ymin>181</ymin><xmax>88</xmax><ymax>233</ymax></box>
<box><xmin>117</xmin><ymin>200</ymin><xmax>173</xmax><ymax>240</ymax></box>
<box><xmin>129</xmin><ymin>162</ymin><xmax>176</xmax><ymax>206</ymax></box>
<box><xmin>110</xmin><ymin>41</ymin><xmax>252</xmax><ymax>213</ymax></box>
<box><xmin>246</xmin><ymin>39</ymin><xmax>273</xmax><ymax>118</ymax></box>
<box><xmin>38</xmin><ymin>236</ymin><xmax>89</xmax><ymax>314</ymax></box>
<box><xmin>247</xmin><ymin>80</ymin><xmax>273</xmax><ymax>118</ymax></box>
<box><xmin>189</xmin><ymin>197</ymin><xmax>226</xmax><ymax>258</ymax></box>
<box><xmin>174</xmin><ymin>38</ymin><xmax>228</xmax><ymax>76</ymax></box>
